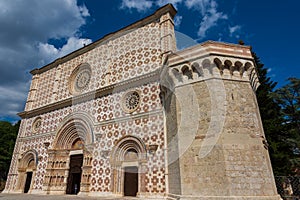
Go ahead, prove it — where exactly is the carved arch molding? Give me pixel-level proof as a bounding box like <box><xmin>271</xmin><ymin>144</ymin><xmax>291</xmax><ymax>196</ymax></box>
<box><xmin>43</xmin><ymin>112</ymin><xmax>94</xmax><ymax>194</ymax></box>
<box><xmin>110</xmin><ymin>135</ymin><xmax>148</xmax><ymax>196</ymax></box>
<box><xmin>16</xmin><ymin>149</ymin><xmax>38</xmax><ymax>193</ymax></box>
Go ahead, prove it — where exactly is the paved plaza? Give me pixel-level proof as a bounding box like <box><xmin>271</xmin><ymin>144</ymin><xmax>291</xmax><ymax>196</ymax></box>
<box><xmin>0</xmin><ymin>193</ymin><xmax>139</xmax><ymax>200</ymax></box>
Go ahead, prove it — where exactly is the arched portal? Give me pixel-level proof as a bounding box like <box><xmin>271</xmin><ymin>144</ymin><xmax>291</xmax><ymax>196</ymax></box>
<box><xmin>53</xmin><ymin>115</ymin><xmax>94</xmax><ymax>150</ymax></box>
<box><xmin>44</xmin><ymin>112</ymin><xmax>94</xmax><ymax>195</ymax></box>
<box><xmin>110</xmin><ymin>136</ymin><xmax>147</xmax><ymax>197</ymax></box>
<box><xmin>16</xmin><ymin>150</ymin><xmax>38</xmax><ymax>193</ymax></box>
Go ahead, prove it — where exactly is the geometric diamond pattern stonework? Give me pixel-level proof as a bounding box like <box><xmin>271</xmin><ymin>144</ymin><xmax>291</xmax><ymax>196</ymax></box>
<box><xmin>4</xmin><ymin>4</ymin><xmax>281</xmax><ymax>200</ymax></box>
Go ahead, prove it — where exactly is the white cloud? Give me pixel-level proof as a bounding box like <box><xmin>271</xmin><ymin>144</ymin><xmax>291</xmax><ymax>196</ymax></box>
<box><xmin>156</xmin><ymin>0</ymin><xmax>183</xmax><ymax>8</ymax></box>
<box><xmin>121</xmin><ymin>0</ymin><xmax>184</xmax><ymax>11</ymax></box>
<box><xmin>120</xmin><ymin>0</ymin><xmax>233</xmax><ymax>40</ymax></box>
<box><xmin>38</xmin><ymin>37</ymin><xmax>92</xmax><ymax>66</ymax></box>
<box><xmin>79</xmin><ymin>4</ymin><xmax>90</xmax><ymax>17</ymax></box>
<box><xmin>184</xmin><ymin>0</ymin><xmax>228</xmax><ymax>39</ymax></box>
<box><xmin>185</xmin><ymin>0</ymin><xmax>211</xmax><ymax>15</ymax></box>
<box><xmin>0</xmin><ymin>0</ymin><xmax>91</xmax><ymax>120</ymax></box>
<box><xmin>120</xmin><ymin>0</ymin><xmax>153</xmax><ymax>12</ymax></box>
<box><xmin>174</xmin><ymin>15</ymin><xmax>183</xmax><ymax>27</ymax></box>
<box><xmin>198</xmin><ymin>8</ymin><xmax>227</xmax><ymax>39</ymax></box>
<box><xmin>229</xmin><ymin>25</ymin><xmax>241</xmax><ymax>37</ymax></box>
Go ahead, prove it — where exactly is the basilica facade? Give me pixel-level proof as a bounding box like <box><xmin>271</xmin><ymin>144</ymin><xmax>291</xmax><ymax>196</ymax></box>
<box><xmin>3</xmin><ymin>4</ymin><xmax>281</xmax><ymax>200</ymax></box>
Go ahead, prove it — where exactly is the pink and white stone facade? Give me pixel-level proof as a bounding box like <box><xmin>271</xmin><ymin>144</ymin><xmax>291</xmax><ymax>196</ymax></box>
<box><xmin>3</xmin><ymin>4</ymin><xmax>281</xmax><ymax>200</ymax></box>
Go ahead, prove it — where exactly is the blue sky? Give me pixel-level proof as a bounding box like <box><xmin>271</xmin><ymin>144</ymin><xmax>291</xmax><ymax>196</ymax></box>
<box><xmin>0</xmin><ymin>0</ymin><xmax>299</xmax><ymax>122</ymax></box>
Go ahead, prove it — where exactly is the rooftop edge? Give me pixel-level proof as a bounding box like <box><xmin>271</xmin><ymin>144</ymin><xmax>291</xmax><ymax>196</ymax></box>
<box><xmin>30</xmin><ymin>3</ymin><xmax>177</xmax><ymax>75</ymax></box>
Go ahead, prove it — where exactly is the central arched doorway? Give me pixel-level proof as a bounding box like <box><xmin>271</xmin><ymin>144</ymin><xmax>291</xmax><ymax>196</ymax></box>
<box><xmin>43</xmin><ymin>113</ymin><xmax>94</xmax><ymax>195</ymax></box>
<box><xmin>65</xmin><ymin>139</ymin><xmax>84</xmax><ymax>194</ymax></box>
<box><xmin>66</xmin><ymin>154</ymin><xmax>83</xmax><ymax>194</ymax></box>
<box><xmin>124</xmin><ymin>166</ymin><xmax>138</xmax><ymax>196</ymax></box>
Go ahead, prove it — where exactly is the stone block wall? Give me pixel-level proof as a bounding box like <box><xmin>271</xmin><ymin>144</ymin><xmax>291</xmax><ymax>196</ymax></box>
<box><xmin>165</xmin><ymin>42</ymin><xmax>280</xmax><ymax>199</ymax></box>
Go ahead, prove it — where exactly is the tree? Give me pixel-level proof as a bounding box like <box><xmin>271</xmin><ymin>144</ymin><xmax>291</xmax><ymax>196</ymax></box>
<box><xmin>0</xmin><ymin>120</ymin><xmax>19</xmax><ymax>190</ymax></box>
<box><xmin>253</xmin><ymin>48</ymin><xmax>300</xmax><ymax>175</ymax></box>
<box><xmin>252</xmin><ymin>51</ymin><xmax>290</xmax><ymax>175</ymax></box>
<box><xmin>272</xmin><ymin>78</ymin><xmax>300</xmax><ymax>174</ymax></box>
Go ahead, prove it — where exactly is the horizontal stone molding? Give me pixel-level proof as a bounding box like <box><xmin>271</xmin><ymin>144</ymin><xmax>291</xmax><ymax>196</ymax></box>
<box><xmin>17</xmin><ymin>109</ymin><xmax>163</xmax><ymax>144</ymax></box>
<box><xmin>95</xmin><ymin>109</ymin><xmax>162</xmax><ymax>127</ymax></box>
<box><xmin>18</xmin><ymin>70</ymin><xmax>160</xmax><ymax>119</ymax></box>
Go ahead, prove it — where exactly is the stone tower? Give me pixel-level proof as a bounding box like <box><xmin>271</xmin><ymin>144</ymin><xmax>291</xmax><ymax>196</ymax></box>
<box><xmin>163</xmin><ymin>42</ymin><xmax>281</xmax><ymax>199</ymax></box>
<box><xmin>3</xmin><ymin>4</ymin><xmax>280</xmax><ymax>200</ymax></box>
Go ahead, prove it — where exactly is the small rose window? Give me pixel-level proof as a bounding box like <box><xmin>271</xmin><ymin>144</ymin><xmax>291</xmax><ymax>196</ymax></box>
<box><xmin>32</xmin><ymin>117</ymin><xmax>42</xmax><ymax>133</ymax></box>
<box><xmin>122</xmin><ymin>91</ymin><xmax>141</xmax><ymax>113</ymax></box>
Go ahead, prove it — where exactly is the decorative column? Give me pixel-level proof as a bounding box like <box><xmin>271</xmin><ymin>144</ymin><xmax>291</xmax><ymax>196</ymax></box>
<box><xmin>79</xmin><ymin>150</ymin><xmax>92</xmax><ymax>195</ymax></box>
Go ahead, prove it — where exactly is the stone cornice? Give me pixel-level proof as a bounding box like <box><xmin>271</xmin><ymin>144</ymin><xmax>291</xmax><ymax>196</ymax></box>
<box><xmin>30</xmin><ymin>4</ymin><xmax>176</xmax><ymax>75</ymax></box>
<box><xmin>17</xmin><ymin>110</ymin><xmax>163</xmax><ymax>141</ymax></box>
<box><xmin>169</xmin><ymin>40</ymin><xmax>253</xmax><ymax>66</ymax></box>
<box><xmin>18</xmin><ymin>70</ymin><xmax>160</xmax><ymax>119</ymax></box>
<box><xmin>17</xmin><ymin>132</ymin><xmax>55</xmax><ymax>141</ymax></box>
<box><xmin>174</xmin><ymin>77</ymin><xmax>251</xmax><ymax>89</ymax></box>
<box><xmin>94</xmin><ymin>109</ymin><xmax>163</xmax><ymax>128</ymax></box>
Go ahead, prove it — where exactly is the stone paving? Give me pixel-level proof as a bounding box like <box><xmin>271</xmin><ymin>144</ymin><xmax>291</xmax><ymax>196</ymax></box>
<box><xmin>0</xmin><ymin>193</ymin><xmax>139</xmax><ymax>200</ymax></box>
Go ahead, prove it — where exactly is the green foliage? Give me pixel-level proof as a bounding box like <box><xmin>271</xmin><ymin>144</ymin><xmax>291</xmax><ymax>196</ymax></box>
<box><xmin>254</xmin><ymin>50</ymin><xmax>300</xmax><ymax>175</ymax></box>
<box><xmin>273</xmin><ymin>78</ymin><xmax>300</xmax><ymax>126</ymax></box>
<box><xmin>272</xmin><ymin>78</ymin><xmax>300</xmax><ymax>174</ymax></box>
<box><xmin>0</xmin><ymin>121</ymin><xmax>19</xmax><ymax>182</ymax></box>
<box><xmin>253</xmin><ymin>52</ymin><xmax>286</xmax><ymax>175</ymax></box>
